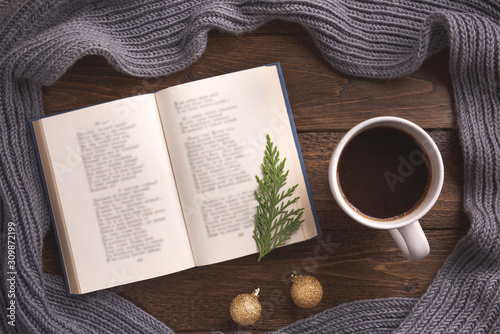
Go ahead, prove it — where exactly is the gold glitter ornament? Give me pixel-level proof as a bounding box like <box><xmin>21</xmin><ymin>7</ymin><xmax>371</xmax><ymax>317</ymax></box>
<box><xmin>230</xmin><ymin>288</ymin><xmax>261</xmax><ymax>326</ymax></box>
<box><xmin>290</xmin><ymin>272</ymin><xmax>323</xmax><ymax>308</ymax></box>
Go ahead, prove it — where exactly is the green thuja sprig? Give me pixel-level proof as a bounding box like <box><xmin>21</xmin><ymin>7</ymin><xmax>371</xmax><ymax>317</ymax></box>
<box><xmin>253</xmin><ymin>134</ymin><xmax>304</xmax><ymax>262</ymax></box>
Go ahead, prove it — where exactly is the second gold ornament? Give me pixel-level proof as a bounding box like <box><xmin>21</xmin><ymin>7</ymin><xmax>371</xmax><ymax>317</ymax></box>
<box><xmin>290</xmin><ymin>271</ymin><xmax>323</xmax><ymax>308</ymax></box>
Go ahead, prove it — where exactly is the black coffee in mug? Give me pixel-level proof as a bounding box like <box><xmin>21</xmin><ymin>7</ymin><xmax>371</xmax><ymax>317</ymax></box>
<box><xmin>337</xmin><ymin>126</ymin><xmax>430</xmax><ymax>220</ymax></box>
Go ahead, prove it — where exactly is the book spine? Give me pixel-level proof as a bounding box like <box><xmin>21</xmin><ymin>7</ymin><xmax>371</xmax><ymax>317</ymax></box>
<box><xmin>270</xmin><ymin>63</ymin><xmax>322</xmax><ymax>237</ymax></box>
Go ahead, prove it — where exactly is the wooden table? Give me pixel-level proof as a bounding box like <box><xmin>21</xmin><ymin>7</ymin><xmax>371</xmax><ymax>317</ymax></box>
<box><xmin>42</xmin><ymin>21</ymin><xmax>467</xmax><ymax>333</ymax></box>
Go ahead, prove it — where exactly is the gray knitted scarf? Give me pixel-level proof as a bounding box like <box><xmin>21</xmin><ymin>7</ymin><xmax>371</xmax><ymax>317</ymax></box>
<box><xmin>1</xmin><ymin>1</ymin><xmax>499</xmax><ymax>333</ymax></box>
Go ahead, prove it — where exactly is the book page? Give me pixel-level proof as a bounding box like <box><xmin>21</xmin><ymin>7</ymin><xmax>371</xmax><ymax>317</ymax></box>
<box><xmin>155</xmin><ymin>65</ymin><xmax>317</xmax><ymax>266</ymax></box>
<box><xmin>36</xmin><ymin>94</ymin><xmax>194</xmax><ymax>294</ymax></box>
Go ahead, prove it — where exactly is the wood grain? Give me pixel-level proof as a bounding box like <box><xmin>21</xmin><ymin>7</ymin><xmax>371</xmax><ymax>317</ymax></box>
<box><xmin>43</xmin><ymin>24</ymin><xmax>455</xmax><ymax>131</ymax></box>
<box><xmin>41</xmin><ymin>21</ymin><xmax>466</xmax><ymax>333</ymax></box>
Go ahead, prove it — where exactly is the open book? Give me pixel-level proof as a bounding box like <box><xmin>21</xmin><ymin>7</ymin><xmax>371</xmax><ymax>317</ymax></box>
<box><xmin>31</xmin><ymin>63</ymin><xmax>320</xmax><ymax>295</ymax></box>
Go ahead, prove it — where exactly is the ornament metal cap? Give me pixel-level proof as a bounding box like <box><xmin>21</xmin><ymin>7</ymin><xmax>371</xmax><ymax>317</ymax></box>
<box><xmin>251</xmin><ymin>288</ymin><xmax>260</xmax><ymax>297</ymax></box>
<box><xmin>290</xmin><ymin>271</ymin><xmax>300</xmax><ymax>281</ymax></box>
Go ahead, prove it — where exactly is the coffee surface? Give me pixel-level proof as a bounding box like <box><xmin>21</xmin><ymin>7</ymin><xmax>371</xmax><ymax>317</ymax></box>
<box><xmin>338</xmin><ymin>126</ymin><xmax>430</xmax><ymax>220</ymax></box>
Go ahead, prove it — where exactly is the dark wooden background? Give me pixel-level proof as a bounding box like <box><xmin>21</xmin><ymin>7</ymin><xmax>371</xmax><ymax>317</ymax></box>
<box><xmin>41</xmin><ymin>21</ymin><xmax>467</xmax><ymax>333</ymax></box>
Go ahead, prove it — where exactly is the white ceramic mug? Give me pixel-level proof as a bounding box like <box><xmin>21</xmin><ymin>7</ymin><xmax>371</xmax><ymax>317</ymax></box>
<box><xmin>328</xmin><ymin>117</ymin><xmax>444</xmax><ymax>262</ymax></box>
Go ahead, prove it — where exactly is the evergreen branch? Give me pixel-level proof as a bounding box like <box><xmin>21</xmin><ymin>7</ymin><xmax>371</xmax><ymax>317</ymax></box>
<box><xmin>253</xmin><ymin>134</ymin><xmax>305</xmax><ymax>261</ymax></box>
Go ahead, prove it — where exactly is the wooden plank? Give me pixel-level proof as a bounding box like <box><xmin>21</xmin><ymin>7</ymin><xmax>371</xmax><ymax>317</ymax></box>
<box><xmin>298</xmin><ymin>131</ymin><xmax>467</xmax><ymax>231</ymax></box>
<box><xmin>42</xmin><ymin>26</ymin><xmax>455</xmax><ymax>131</ymax></box>
<box><xmin>42</xmin><ymin>228</ymin><xmax>465</xmax><ymax>333</ymax></box>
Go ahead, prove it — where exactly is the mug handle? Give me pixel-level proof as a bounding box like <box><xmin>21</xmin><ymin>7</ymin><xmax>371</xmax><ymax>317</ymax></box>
<box><xmin>389</xmin><ymin>221</ymin><xmax>429</xmax><ymax>262</ymax></box>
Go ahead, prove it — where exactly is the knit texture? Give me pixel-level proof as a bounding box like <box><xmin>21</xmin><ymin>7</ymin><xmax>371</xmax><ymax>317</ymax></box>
<box><xmin>1</xmin><ymin>0</ymin><xmax>499</xmax><ymax>333</ymax></box>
